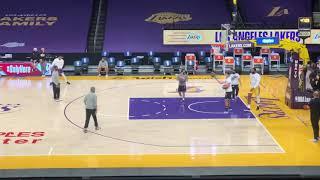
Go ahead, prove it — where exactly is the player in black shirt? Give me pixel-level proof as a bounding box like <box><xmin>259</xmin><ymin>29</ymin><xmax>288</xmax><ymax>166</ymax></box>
<box><xmin>308</xmin><ymin>91</ymin><xmax>320</xmax><ymax>142</ymax></box>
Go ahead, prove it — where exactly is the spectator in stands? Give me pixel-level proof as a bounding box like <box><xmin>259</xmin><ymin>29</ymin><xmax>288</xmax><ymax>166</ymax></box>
<box><xmin>98</xmin><ymin>57</ymin><xmax>108</xmax><ymax>77</ymax></box>
<box><xmin>39</xmin><ymin>48</ymin><xmax>46</xmax><ymax>77</ymax></box>
<box><xmin>31</xmin><ymin>48</ymin><xmax>39</xmax><ymax>65</ymax></box>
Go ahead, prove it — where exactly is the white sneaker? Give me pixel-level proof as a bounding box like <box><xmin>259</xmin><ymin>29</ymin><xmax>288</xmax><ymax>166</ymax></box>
<box><xmin>105</xmin><ymin>74</ymin><xmax>108</xmax><ymax>77</ymax></box>
<box><xmin>247</xmin><ymin>105</ymin><xmax>251</xmax><ymax>109</ymax></box>
<box><xmin>311</xmin><ymin>139</ymin><xmax>318</xmax><ymax>143</ymax></box>
<box><xmin>98</xmin><ymin>74</ymin><xmax>101</xmax><ymax>77</ymax></box>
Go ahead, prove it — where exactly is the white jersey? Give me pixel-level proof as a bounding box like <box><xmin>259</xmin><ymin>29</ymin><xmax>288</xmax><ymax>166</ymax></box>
<box><xmin>52</xmin><ymin>58</ymin><xmax>65</xmax><ymax>69</ymax></box>
<box><xmin>231</xmin><ymin>73</ymin><xmax>240</xmax><ymax>85</ymax></box>
<box><xmin>250</xmin><ymin>73</ymin><xmax>261</xmax><ymax>88</ymax></box>
<box><xmin>224</xmin><ymin>76</ymin><xmax>232</xmax><ymax>92</ymax></box>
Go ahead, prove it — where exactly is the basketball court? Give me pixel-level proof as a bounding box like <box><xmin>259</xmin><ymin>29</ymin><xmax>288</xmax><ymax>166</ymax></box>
<box><xmin>1</xmin><ymin>75</ymin><xmax>319</xmax><ymax>175</ymax></box>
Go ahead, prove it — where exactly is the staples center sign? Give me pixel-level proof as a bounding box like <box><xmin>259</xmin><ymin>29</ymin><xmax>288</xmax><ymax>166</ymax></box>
<box><xmin>163</xmin><ymin>29</ymin><xmax>320</xmax><ymax>45</ymax></box>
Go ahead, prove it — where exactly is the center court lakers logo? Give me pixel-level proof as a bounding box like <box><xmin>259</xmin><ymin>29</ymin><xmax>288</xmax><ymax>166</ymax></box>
<box><xmin>0</xmin><ymin>104</ymin><xmax>22</xmax><ymax>114</ymax></box>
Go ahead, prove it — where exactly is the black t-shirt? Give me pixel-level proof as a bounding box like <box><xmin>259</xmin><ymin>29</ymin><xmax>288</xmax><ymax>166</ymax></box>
<box><xmin>39</xmin><ymin>52</ymin><xmax>46</xmax><ymax>60</ymax></box>
<box><xmin>309</xmin><ymin>98</ymin><xmax>320</xmax><ymax>117</ymax></box>
<box><xmin>31</xmin><ymin>51</ymin><xmax>39</xmax><ymax>60</ymax></box>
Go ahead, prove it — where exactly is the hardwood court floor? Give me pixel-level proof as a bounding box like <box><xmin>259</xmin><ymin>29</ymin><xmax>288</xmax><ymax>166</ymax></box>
<box><xmin>0</xmin><ymin>75</ymin><xmax>319</xmax><ymax>169</ymax></box>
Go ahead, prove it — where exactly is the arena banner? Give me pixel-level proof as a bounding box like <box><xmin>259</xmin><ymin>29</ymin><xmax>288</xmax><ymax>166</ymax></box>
<box><xmin>104</xmin><ymin>0</ymin><xmax>231</xmax><ymax>52</ymax></box>
<box><xmin>285</xmin><ymin>53</ymin><xmax>313</xmax><ymax>109</ymax></box>
<box><xmin>0</xmin><ymin>0</ymin><xmax>93</xmax><ymax>53</ymax></box>
<box><xmin>163</xmin><ymin>29</ymin><xmax>320</xmax><ymax>45</ymax></box>
<box><xmin>0</xmin><ymin>62</ymin><xmax>42</xmax><ymax>76</ymax></box>
<box><xmin>238</xmin><ymin>0</ymin><xmax>312</xmax><ymax>26</ymax></box>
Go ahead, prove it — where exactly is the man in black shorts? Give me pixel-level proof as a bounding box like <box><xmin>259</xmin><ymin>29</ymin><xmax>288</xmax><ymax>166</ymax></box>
<box><xmin>309</xmin><ymin>91</ymin><xmax>320</xmax><ymax>142</ymax></box>
<box><xmin>177</xmin><ymin>70</ymin><xmax>188</xmax><ymax>101</ymax></box>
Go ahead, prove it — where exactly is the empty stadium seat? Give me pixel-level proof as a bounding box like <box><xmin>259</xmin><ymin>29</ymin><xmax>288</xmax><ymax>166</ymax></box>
<box><xmin>152</xmin><ymin>57</ymin><xmax>161</xmax><ymax>73</ymax></box>
<box><xmin>116</xmin><ymin>60</ymin><xmax>125</xmax><ymax>75</ymax></box>
<box><xmin>163</xmin><ymin>60</ymin><xmax>173</xmax><ymax>75</ymax></box>
<box><xmin>81</xmin><ymin>57</ymin><xmax>90</xmax><ymax>74</ymax></box>
<box><xmin>73</xmin><ymin>60</ymin><xmax>83</xmax><ymax>75</ymax></box>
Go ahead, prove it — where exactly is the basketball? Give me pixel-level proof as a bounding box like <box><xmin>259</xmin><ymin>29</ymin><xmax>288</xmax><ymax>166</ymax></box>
<box><xmin>303</xmin><ymin>104</ymin><xmax>310</xmax><ymax>110</ymax></box>
<box><xmin>222</xmin><ymin>83</ymin><xmax>230</xmax><ymax>89</ymax></box>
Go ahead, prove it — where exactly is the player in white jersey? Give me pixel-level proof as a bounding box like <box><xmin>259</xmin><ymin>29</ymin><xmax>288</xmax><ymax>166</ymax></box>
<box><xmin>247</xmin><ymin>68</ymin><xmax>261</xmax><ymax>110</ymax></box>
<box><xmin>231</xmin><ymin>70</ymin><xmax>241</xmax><ymax>100</ymax></box>
<box><xmin>218</xmin><ymin>71</ymin><xmax>233</xmax><ymax>111</ymax></box>
<box><xmin>51</xmin><ymin>56</ymin><xmax>70</xmax><ymax>85</ymax></box>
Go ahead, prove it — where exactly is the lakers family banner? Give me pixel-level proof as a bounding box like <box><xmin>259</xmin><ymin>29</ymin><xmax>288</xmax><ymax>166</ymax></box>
<box><xmin>163</xmin><ymin>29</ymin><xmax>320</xmax><ymax>45</ymax></box>
<box><xmin>0</xmin><ymin>0</ymin><xmax>92</xmax><ymax>53</ymax></box>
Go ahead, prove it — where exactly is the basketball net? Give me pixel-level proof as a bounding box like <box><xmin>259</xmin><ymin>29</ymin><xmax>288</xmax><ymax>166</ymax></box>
<box><xmin>210</xmin><ymin>24</ymin><xmax>229</xmax><ymax>55</ymax></box>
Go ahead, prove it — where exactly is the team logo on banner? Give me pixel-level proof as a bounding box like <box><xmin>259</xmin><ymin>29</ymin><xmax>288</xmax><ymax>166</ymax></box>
<box><xmin>0</xmin><ymin>14</ymin><xmax>58</xmax><ymax>26</ymax></box>
<box><xmin>0</xmin><ymin>104</ymin><xmax>22</xmax><ymax>114</ymax></box>
<box><xmin>267</xmin><ymin>7</ymin><xmax>289</xmax><ymax>17</ymax></box>
<box><xmin>145</xmin><ymin>12</ymin><xmax>192</xmax><ymax>24</ymax></box>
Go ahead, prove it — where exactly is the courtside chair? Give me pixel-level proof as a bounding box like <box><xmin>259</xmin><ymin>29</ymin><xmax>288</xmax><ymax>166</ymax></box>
<box><xmin>163</xmin><ymin>60</ymin><xmax>173</xmax><ymax>75</ymax></box>
<box><xmin>174</xmin><ymin>51</ymin><xmax>181</xmax><ymax>58</ymax></box>
<box><xmin>199</xmin><ymin>51</ymin><xmax>206</xmax><ymax>65</ymax></box>
<box><xmin>102</xmin><ymin>51</ymin><xmax>108</xmax><ymax>57</ymax></box>
<box><xmin>152</xmin><ymin>57</ymin><xmax>161</xmax><ymax>73</ymax></box>
<box><xmin>116</xmin><ymin>60</ymin><xmax>125</xmax><ymax>75</ymax></box>
<box><xmin>124</xmin><ymin>51</ymin><xmax>132</xmax><ymax>65</ymax></box>
<box><xmin>147</xmin><ymin>51</ymin><xmax>154</xmax><ymax>65</ymax></box>
<box><xmin>172</xmin><ymin>57</ymin><xmax>181</xmax><ymax>73</ymax></box>
<box><xmin>131</xmin><ymin>57</ymin><xmax>140</xmax><ymax>74</ymax></box>
<box><xmin>204</xmin><ymin>57</ymin><xmax>213</xmax><ymax>72</ymax></box>
<box><xmin>186</xmin><ymin>59</ymin><xmax>196</xmax><ymax>75</ymax></box>
<box><xmin>81</xmin><ymin>57</ymin><xmax>90</xmax><ymax>74</ymax></box>
<box><xmin>107</xmin><ymin>57</ymin><xmax>116</xmax><ymax>73</ymax></box>
<box><xmin>73</xmin><ymin>60</ymin><xmax>82</xmax><ymax>75</ymax></box>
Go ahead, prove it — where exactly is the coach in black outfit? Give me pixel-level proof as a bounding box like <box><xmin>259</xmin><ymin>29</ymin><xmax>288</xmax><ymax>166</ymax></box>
<box><xmin>309</xmin><ymin>91</ymin><xmax>320</xmax><ymax>142</ymax></box>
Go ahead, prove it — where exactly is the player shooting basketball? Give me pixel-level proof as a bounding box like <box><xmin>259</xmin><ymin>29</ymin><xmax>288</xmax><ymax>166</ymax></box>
<box><xmin>247</xmin><ymin>68</ymin><xmax>261</xmax><ymax>110</ymax></box>
<box><xmin>177</xmin><ymin>69</ymin><xmax>188</xmax><ymax>101</ymax></box>
<box><xmin>218</xmin><ymin>71</ymin><xmax>233</xmax><ymax>112</ymax></box>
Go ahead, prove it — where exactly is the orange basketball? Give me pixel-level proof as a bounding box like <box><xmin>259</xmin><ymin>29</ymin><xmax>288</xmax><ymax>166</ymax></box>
<box><xmin>222</xmin><ymin>84</ymin><xmax>230</xmax><ymax>89</ymax></box>
<box><xmin>303</xmin><ymin>104</ymin><xmax>310</xmax><ymax>110</ymax></box>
